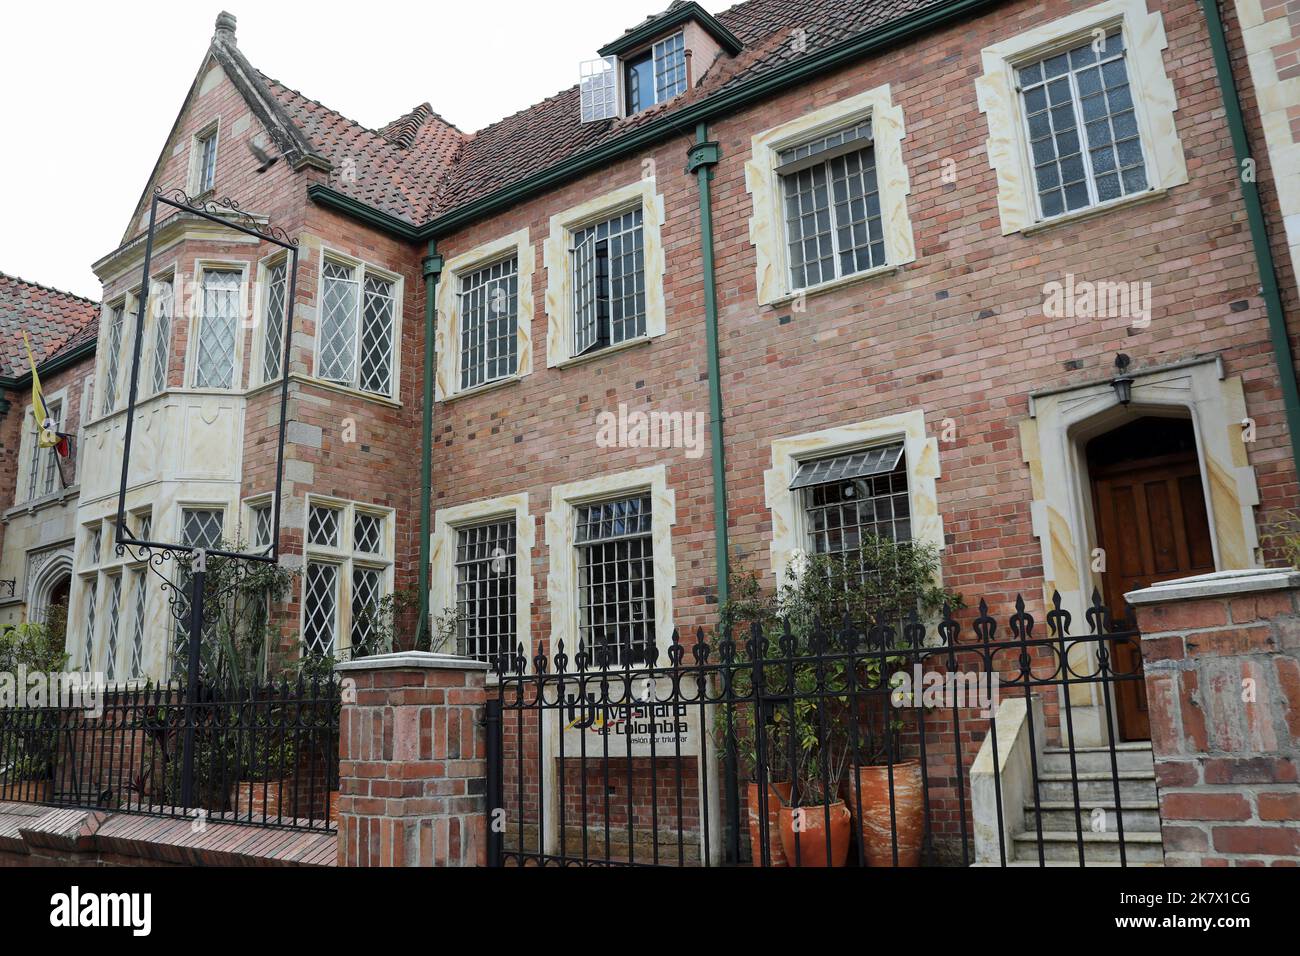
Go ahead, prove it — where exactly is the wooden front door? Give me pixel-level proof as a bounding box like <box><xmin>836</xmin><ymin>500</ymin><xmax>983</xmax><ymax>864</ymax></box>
<box><xmin>1091</xmin><ymin>451</ymin><xmax>1215</xmax><ymax>741</ymax></box>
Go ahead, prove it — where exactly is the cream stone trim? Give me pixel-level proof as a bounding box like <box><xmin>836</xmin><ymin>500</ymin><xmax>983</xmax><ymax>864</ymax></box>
<box><xmin>430</xmin><ymin>493</ymin><xmax>534</xmax><ymax>662</ymax></box>
<box><xmin>1234</xmin><ymin>0</ymin><xmax>1300</xmax><ymax>293</ymax></box>
<box><xmin>976</xmin><ymin>0</ymin><xmax>1187</xmax><ymax>235</ymax></box>
<box><xmin>435</xmin><ymin>229</ymin><xmax>534</xmax><ymax>401</ymax></box>
<box><xmin>545</xmin><ymin>465</ymin><xmax>677</xmax><ymax>659</ymax></box>
<box><xmin>745</xmin><ymin>84</ymin><xmax>915</xmax><ymax>306</ymax></box>
<box><xmin>763</xmin><ymin>410</ymin><xmax>942</xmax><ymax>587</ymax></box>
<box><xmin>543</xmin><ymin>178</ymin><xmax>667</xmax><ymax>368</ymax></box>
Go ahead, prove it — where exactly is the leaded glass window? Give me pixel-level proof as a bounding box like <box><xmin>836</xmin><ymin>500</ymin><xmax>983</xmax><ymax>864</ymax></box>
<box><xmin>302</xmin><ymin>500</ymin><xmax>392</xmax><ymax>660</ymax></box>
<box><xmin>571</xmin><ymin>209</ymin><xmax>645</xmax><ymax>357</ymax></box>
<box><xmin>102</xmin><ymin>305</ymin><xmax>125</xmax><ymax>414</ymax></box>
<box><xmin>303</xmin><ymin>561</ymin><xmax>339</xmax><ymax>656</ymax></box>
<box><xmin>575</xmin><ymin>494</ymin><xmax>654</xmax><ymax>666</ymax></box>
<box><xmin>104</xmin><ymin>575</ymin><xmax>122</xmax><ymax>681</ymax></box>
<box><xmin>129</xmin><ymin>570</ymin><xmax>147</xmax><ymax>680</ymax></box>
<box><xmin>150</xmin><ymin>279</ymin><xmax>174</xmax><ymax>394</ymax></box>
<box><xmin>353</xmin><ymin>512</ymin><xmax>382</xmax><ymax>554</ymax></box>
<box><xmin>308</xmin><ymin>505</ymin><xmax>341</xmax><ymax>548</ymax></box>
<box><xmin>26</xmin><ymin>400</ymin><xmax>61</xmax><ymax>501</ymax></box>
<box><xmin>318</xmin><ymin>259</ymin><xmax>396</xmax><ymax>397</ymax></box>
<box><xmin>261</xmin><ymin>260</ymin><xmax>288</xmax><ymax>383</ymax></box>
<box><xmin>458</xmin><ymin>256</ymin><xmax>518</xmax><ymax>390</ymax></box>
<box><xmin>779</xmin><ymin>119</ymin><xmax>883</xmax><ymax>290</ymax></box>
<box><xmin>197</xmin><ymin>129</ymin><xmax>218</xmax><ymax>193</ymax></box>
<box><xmin>252</xmin><ymin>504</ymin><xmax>274</xmax><ymax>549</ymax></box>
<box><xmin>81</xmin><ymin>579</ymin><xmax>98</xmax><ymax>672</ymax></box>
<box><xmin>195</xmin><ymin>269</ymin><xmax>240</xmax><ymax>388</ymax></box>
<box><xmin>1017</xmin><ymin>30</ymin><xmax>1148</xmax><ymax>219</ymax></box>
<box><xmin>350</xmin><ymin>566</ymin><xmax>383</xmax><ymax>652</ymax></box>
<box><xmin>455</xmin><ymin>519</ymin><xmax>516</xmax><ymax>663</ymax></box>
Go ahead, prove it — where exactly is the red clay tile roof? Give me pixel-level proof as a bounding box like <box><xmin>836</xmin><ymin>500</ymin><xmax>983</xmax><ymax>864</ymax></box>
<box><xmin>255</xmin><ymin>0</ymin><xmax>945</xmax><ymax>226</ymax></box>
<box><xmin>0</xmin><ymin>273</ymin><xmax>99</xmax><ymax>379</ymax></box>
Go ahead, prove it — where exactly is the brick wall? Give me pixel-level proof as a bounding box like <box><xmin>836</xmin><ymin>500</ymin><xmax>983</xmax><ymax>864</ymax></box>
<box><xmin>1130</xmin><ymin>568</ymin><xmax>1300</xmax><ymax>866</ymax></box>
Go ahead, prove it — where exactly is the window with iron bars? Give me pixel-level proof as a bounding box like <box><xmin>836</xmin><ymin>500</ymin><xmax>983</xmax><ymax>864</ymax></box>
<box><xmin>571</xmin><ymin>208</ymin><xmax>645</xmax><ymax>357</ymax></box>
<box><xmin>798</xmin><ymin>443</ymin><xmax>912</xmax><ymax>576</ymax></box>
<box><xmin>454</xmin><ymin>518</ymin><xmax>516</xmax><ymax>664</ymax></box>
<box><xmin>1017</xmin><ymin>29</ymin><xmax>1148</xmax><ymax>220</ymax></box>
<box><xmin>302</xmin><ymin>501</ymin><xmax>391</xmax><ymax>658</ymax></box>
<box><xmin>779</xmin><ymin>119</ymin><xmax>885</xmax><ymax>291</ymax></box>
<box><xmin>25</xmin><ymin>399</ymin><xmax>62</xmax><ymax>502</ymax></box>
<box><xmin>317</xmin><ymin>257</ymin><xmax>397</xmax><ymax>397</ymax></box>
<box><xmin>458</xmin><ymin>256</ymin><xmax>518</xmax><ymax>390</ymax></box>
<box><xmin>575</xmin><ymin>493</ymin><xmax>654</xmax><ymax>667</ymax></box>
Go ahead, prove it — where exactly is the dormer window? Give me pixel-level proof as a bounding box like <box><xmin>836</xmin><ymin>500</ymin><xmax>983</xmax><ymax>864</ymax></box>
<box><xmin>624</xmin><ymin>32</ymin><xmax>686</xmax><ymax>114</ymax></box>
<box><xmin>190</xmin><ymin>123</ymin><xmax>219</xmax><ymax>195</ymax></box>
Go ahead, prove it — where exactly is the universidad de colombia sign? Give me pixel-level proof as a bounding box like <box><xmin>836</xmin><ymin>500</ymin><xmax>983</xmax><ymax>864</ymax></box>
<box><xmin>560</xmin><ymin>676</ymin><xmax>699</xmax><ymax>757</ymax></box>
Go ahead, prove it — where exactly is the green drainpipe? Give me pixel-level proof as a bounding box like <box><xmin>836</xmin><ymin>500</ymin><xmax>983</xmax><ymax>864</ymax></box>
<box><xmin>688</xmin><ymin>122</ymin><xmax>739</xmax><ymax>862</ymax></box>
<box><xmin>418</xmin><ymin>242</ymin><xmax>443</xmax><ymax>650</ymax></box>
<box><xmin>1201</xmin><ymin>0</ymin><xmax>1300</xmax><ymax>474</ymax></box>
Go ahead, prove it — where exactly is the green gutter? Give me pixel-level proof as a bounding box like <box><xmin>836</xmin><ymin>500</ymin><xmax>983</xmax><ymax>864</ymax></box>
<box><xmin>417</xmin><ymin>243</ymin><xmax>443</xmax><ymax>650</ymax></box>
<box><xmin>309</xmin><ymin>0</ymin><xmax>1002</xmax><ymax>241</ymax></box>
<box><xmin>1201</xmin><ymin>0</ymin><xmax>1300</xmax><ymax>474</ymax></box>
<box><xmin>688</xmin><ymin>121</ymin><xmax>738</xmax><ymax>861</ymax></box>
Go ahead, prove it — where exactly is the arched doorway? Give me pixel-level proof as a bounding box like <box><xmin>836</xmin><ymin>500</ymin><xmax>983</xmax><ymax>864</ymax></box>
<box><xmin>44</xmin><ymin>574</ymin><xmax>71</xmax><ymax>650</ymax></box>
<box><xmin>1086</xmin><ymin>416</ymin><xmax>1215</xmax><ymax>740</ymax></box>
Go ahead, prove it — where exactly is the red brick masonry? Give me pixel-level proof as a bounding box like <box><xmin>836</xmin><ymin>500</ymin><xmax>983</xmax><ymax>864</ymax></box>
<box><xmin>335</xmin><ymin>652</ymin><xmax>489</xmax><ymax>867</ymax></box>
<box><xmin>1129</xmin><ymin>569</ymin><xmax>1300</xmax><ymax>866</ymax></box>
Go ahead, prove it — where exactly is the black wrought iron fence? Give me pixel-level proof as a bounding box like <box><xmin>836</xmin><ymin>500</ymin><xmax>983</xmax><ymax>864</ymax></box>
<box><xmin>0</xmin><ymin>677</ymin><xmax>340</xmax><ymax>832</ymax></box>
<box><xmin>487</xmin><ymin>591</ymin><xmax>1151</xmax><ymax>867</ymax></box>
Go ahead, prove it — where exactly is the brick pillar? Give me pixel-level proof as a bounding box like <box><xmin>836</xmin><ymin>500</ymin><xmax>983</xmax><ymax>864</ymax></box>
<box><xmin>334</xmin><ymin>652</ymin><xmax>490</xmax><ymax>867</ymax></box>
<box><xmin>1127</xmin><ymin>569</ymin><xmax>1300</xmax><ymax>866</ymax></box>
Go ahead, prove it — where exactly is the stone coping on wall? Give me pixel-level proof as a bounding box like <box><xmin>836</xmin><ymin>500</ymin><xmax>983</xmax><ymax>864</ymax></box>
<box><xmin>1126</xmin><ymin>568</ymin><xmax>1300</xmax><ymax>606</ymax></box>
<box><xmin>334</xmin><ymin>651</ymin><xmax>490</xmax><ymax>673</ymax></box>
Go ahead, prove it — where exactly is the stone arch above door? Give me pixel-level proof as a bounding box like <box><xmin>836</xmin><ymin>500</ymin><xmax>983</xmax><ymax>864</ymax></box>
<box><xmin>25</xmin><ymin>546</ymin><xmax>74</xmax><ymax>624</ymax></box>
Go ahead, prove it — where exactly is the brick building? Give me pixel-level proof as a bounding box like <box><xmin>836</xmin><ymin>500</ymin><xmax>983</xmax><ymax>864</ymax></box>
<box><xmin>3</xmin><ymin>0</ymin><xmax>1300</xmax><ymax>863</ymax></box>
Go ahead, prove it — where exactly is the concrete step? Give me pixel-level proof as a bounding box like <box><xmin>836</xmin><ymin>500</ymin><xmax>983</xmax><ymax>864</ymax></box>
<box><xmin>1024</xmin><ymin>801</ymin><xmax>1162</xmax><ymax>834</ymax></box>
<box><xmin>1036</xmin><ymin>771</ymin><xmax>1157</xmax><ymax>805</ymax></box>
<box><xmin>1013</xmin><ymin>829</ymin><xmax>1164</xmax><ymax>863</ymax></box>
<box><xmin>1038</xmin><ymin>744</ymin><xmax>1154</xmax><ymax>776</ymax></box>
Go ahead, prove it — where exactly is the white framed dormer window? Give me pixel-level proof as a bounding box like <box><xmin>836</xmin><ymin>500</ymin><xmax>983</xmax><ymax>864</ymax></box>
<box><xmin>435</xmin><ymin>230</ymin><xmax>533</xmax><ymax>401</ymax></box>
<box><xmin>976</xmin><ymin>0</ymin><xmax>1187</xmax><ymax>234</ymax></box>
<box><xmin>431</xmin><ymin>493</ymin><xmax>534</xmax><ymax>668</ymax></box>
<box><xmin>544</xmin><ymin>180</ymin><xmax>666</xmax><ymax>367</ymax></box>
<box><xmin>255</xmin><ymin>253</ymin><xmax>290</xmax><ymax>386</ymax></box>
<box><xmin>546</xmin><ymin>465</ymin><xmax>676</xmax><ymax>669</ymax></box>
<box><xmin>316</xmin><ymin>251</ymin><xmax>401</xmax><ymax>399</ymax></box>
<box><xmin>190</xmin><ymin>122</ymin><xmax>220</xmax><ymax>196</ymax></box>
<box><xmin>746</xmin><ymin>85</ymin><xmax>915</xmax><ymax>306</ymax></box>
<box><xmin>190</xmin><ymin>264</ymin><xmax>246</xmax><ymax>389</ymax></box>
<box><xmin>624</xmin><ymin>31</ymin><xmax>687</xmax><ymax>114</ymax></box>
<box><xmin>301</xmin><ymin>498</ymin><xmax>394</xmax><ymax>658</ymax></box>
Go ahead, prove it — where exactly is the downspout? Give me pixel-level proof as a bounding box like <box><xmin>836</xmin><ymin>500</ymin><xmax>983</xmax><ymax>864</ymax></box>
<box><xmin>1201</xmin><ymin>0</ymin><xmax>1300</xmax><ymax>473</ymax></box>
<box><xmin>688</xmin><ymin>122</ymin><xmax>739</xmax><ymax>862</ymax></box>
<box><xmin>417</xmin><ymin>242</ymin><xmax>443</xmax><ymax>650</ymax></box>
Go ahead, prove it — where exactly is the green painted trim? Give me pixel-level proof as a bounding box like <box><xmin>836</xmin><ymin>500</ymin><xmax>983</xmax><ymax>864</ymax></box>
<box><xmin>416</xmin><ymin>244</ymin><xmax>443</xmax><ymax>649</ymax></box>
<box><xmin>598</xmin><ymin>2</ymin><xmax>744</xmax><ymax>57</ymax></box>
<box><xmin>1201</xmin><ymin>0</ymin><xmax>1300</xmax><ymax>475</ymax></box>
<box><xmin>309</xmin><ymin>0</ymin><xmax>1002</xmax><ymax>242</ymax></box>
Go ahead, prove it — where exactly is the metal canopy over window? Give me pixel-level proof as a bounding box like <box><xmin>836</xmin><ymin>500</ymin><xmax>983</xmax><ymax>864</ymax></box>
<box><xmin>789</xmin><ymin>442</ymin><xmax>904</xmax><ymax>491</ymax></box>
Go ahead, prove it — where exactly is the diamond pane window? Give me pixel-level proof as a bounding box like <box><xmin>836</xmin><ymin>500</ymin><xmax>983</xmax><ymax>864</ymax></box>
<box><xmin>129</xmin><ymin>570</ymin><xmax>147</xmax><ymax>679</ymax></box>
<box><xmin>195</xmin><ymin>269</ymin><xmax>240</xmax><ymax>388</ymax></box>
<box><xmin>802</xmin><ymin>447</ymin><xmax>912</xmax><ymax>570</ymax></box>
<box><xmin>354</xmin><ymin>512</ymin><xmax>382</xmax><ymax>554</ymax></box>
<box><xmin>150</xmin><ymin>279</ymin><xmax>174</xmax><ymax>394</ymax></box>
<box><xmin>319</xmin><ymin>260</ymin><xmax>358</xmax><ymax>385</ymax></box>
<box><xmin>262</xmin><ymin>261</ymin><xmax>288</xmax><ymax>383</ymax></box>
<box><xmin>351</xmin><ymin>566</ymin><xmax>383</xmax><ymax>651</ymax></box>
<box><xmin>359</xmin><ymin>276</ymin><xmax>395</xmax><ymax>395</ymax></box>
<box><xmin>571</xmin><ymin>209</ymin><xmax>645</xmax><ymax>356</ymax></box>
<box><xmin>82</xmin><ymin>579</ymin><xmax>98</xmax><ymax>672</ymax></box>
<box><xmin>27</xmin><ymin>400</ymin><xmax>62</xmax><ymax>501</ymax></box>
<box><xmin>308</xmin><ymin>506</ymin><xmax>341</xmax><ymax>548</ymax></box>
<box><xmin>318</xmin><ymin>259</ymin><xmax>396</xmax><ymax>397</ymax></box>
<box><xmin>253</xmin><ymin>504</ymin><xmax>274</xmax><ymax>549</ymax></box>
<box><xmin>104</xmin><ymin>575</ymin><xmax>123</xmax><ymax>681</ymax></box>
<box><xmin>575</xmin><ymin>494</ymin><xmax>654</xmax><ymax>666</ymax></box>
<box><xmin>1017</xmin><ymin>30</ymin><xmax>1147</xmax><ymax>219</ymax></box>
<box><xmin>459</xmin><ymin>256</ymin><xmax>518</xmax><ymax>390</ymax></box>
<box><xmin>779</xmin><ymin>120</ymin><xmax>883</xmax><ymax>290</ymax></box>
<box><xmin>90</xmin><ymin>526</ymin><xmax>103</xmax><ymax>565</ymax></box>
<box><xmin>455</xmin><ymin>519</ymin><xmax>516</xmax><ymax>664</ymax></box>
<box><xmin>182</xmin><ymin>509</ymin><xmax>224</xmax><ymax>549</ymax></box>
<box><xmin>303</xmin><ymin>562</ymin><xmax>339</xmax><ymax>656</ymax></box>
<box><xmin>102</xmin><ymin>305</ymin><xmax>125</xmax><ymax>415</ymax></box>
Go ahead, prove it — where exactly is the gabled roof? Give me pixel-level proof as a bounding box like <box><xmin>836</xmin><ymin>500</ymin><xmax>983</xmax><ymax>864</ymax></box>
<box><xmin>598</xmin><ymin>1</ymin><xmax>744</xmax><ymax>58</ymax></box>
<box><xmin>0</xmin><ymin>273</ymin><xmax>99</xmax><ymax>381</ymax></box>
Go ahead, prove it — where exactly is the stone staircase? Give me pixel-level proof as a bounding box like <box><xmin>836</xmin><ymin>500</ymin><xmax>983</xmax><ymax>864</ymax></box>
<box><xmin>1008</xmin><ymin>741</ymin><xmax>1163</xmax><ymax>866</ymax></box>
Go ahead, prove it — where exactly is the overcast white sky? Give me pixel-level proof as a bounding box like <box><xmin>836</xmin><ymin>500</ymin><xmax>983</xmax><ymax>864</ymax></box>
<box><xmin>0</xmin><ymin>0</ymin><xmax>726</xmax><ymax>299</ymax></box>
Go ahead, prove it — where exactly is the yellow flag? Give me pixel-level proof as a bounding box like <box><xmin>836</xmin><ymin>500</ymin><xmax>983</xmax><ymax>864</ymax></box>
<box><xmin>22</xmin><ymin>332</ymin><xmax>58</xmax><ymax>448</ymax></box>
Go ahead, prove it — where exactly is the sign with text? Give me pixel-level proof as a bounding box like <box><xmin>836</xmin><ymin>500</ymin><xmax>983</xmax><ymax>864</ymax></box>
<box><xmin>559</xmin><ymin>677</ymin><xmax>700</xmax><ymax>758</ymax></box>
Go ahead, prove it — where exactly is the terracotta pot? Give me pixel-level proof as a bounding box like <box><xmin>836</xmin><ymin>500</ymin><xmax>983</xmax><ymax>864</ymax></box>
<box><xmin>849</xmin><ymin>760</ymin><xmax>924</xmax><ymax>867</ymax></box>
<box><xmin>746</xmin><ymin>781</ymin><xmax>792</xmax><ymax>867</ymax></box>
<box><xmin>778</xmin><ymin>800</ymin><xmax>852</xmax><ymax>867</ymax></box>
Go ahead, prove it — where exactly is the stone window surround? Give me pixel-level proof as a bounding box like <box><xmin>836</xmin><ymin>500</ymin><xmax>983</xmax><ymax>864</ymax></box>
<box><xmin>545</xmin><ymin>464</ymin><xmax>677</xmax><ymax>665</ymax></box>
<box><xmin>249</xmin><ymin>249</ymin><xmax>291</xmax><ymax>390</ymax></box>
<box><xmin>240</xmin><ymin>492</ymin><xmax>276</xmax><ymax>548</ymax></box>
<box><xmin>542</xmin><ymin>178</ymin><xmax>667</xmax><ymax>368</ymax></box>
<box><xmin>311</xmin><ymin>245</ymin><xmax>405</xmax><ymax>400</ymax></box>
<box><xmin>299</xmin><ymin>494</ymin><xmax>395</xmax><ymax>658</ymax></box>
<box><xmin>975</xmin><ymin>0</ymin><xmax>1188</xmax><ymax>236</ymax></box>
<box><xmin>15</xmin><ymin>384</ymin><xmax>69</xmax><ymax>506</ymax></box>
<box><xmin>187</xmin><ymin>118</ymin><xmax>221</xmax><ymax>197</ymax></box>
<box><xmin>745</xmin><ymin>84</ymin><xmax>916</xmax><ymax>307</ymax></box>
<box><xmin>434</xmin><ymin>229</ymin><xmax>534</xmax><ymax>402</ymax></box>
<box><xmin>185</xmin><ymin>257</ymin><xmax>251</xmax><ymax>390</ymax></box>
<box><xmin>762</xmin><ymin>409</ymin><xmax>943</xmax><ymax>589</ymax></box>
<box><xmin>429</xmin><ymin>492</ymin><xmax>535</xmax><ymax>666</ymax></box>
